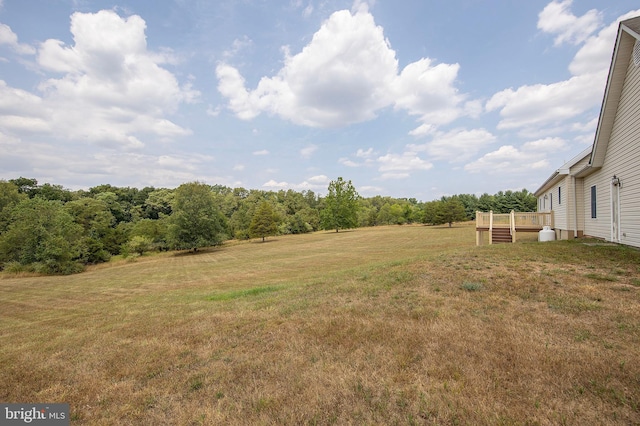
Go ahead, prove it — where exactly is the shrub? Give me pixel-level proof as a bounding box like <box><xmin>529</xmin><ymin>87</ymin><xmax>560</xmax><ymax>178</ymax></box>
<box><xmin>127</xmin><ymin>236</ymin><xmax>154</xmax><ymax>256</ymax></box>
<box><xmin>460</xmin><ymin>282</ymin><xmax>483</xmax><ymax>292</ymax></box>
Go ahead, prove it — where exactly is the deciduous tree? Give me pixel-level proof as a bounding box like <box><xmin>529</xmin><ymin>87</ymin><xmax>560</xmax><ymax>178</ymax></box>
<box><xmin>167</xmin><ymin>182</ymin><xmax>227</xmax><ymax>251</ymax></box>
<box><xmin>249</xmin><ymin>201</ymin><xmax>278</xmax><ymax>242</ymax></box>
<box><xmin>0</xmin><ymin>198</ymin><xmax>85</xmax><ymax>274</ymax></box>
<box><xmin>320</xmin><ymin>177</ymin><xmax>359</xmax><ymax>232</ymax></box>
<box><xmin>438</xmin><ymin>198</ymin><xmax>468</xmax><ymax>227</ymax></box>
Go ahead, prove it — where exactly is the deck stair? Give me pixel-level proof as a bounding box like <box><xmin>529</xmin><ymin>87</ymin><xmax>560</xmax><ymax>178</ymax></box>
<box><xmin>491</xmin><ymin>228</ymin><xmax>512</xmax><ymax>243</ymax></box>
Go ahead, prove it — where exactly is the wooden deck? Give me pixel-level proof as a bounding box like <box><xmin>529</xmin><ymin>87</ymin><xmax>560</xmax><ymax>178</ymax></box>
<box><xmin>475</xmin><ymin>211</ymin><xmax>553</xmax><ymax>245</ymax></box>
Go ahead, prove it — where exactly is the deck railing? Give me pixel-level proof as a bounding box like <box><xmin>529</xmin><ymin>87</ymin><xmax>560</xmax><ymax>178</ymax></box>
<box><xmin>475</xmin><ymin>211</ymin><xmax>553</xmax><ymax>229</ymax></box>
<box><xmin>475</xmin><ymin>211</ymin><xmax>554</xmax><ymax>245</ymax></box>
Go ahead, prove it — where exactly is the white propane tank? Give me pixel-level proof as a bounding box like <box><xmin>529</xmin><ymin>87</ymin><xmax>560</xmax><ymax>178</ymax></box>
<box><xmin>539</xmin><ymin>226</ymin><xmax>555</xmax><ymax>242</ymax></box>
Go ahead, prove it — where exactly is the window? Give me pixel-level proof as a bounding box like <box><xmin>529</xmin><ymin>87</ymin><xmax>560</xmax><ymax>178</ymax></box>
<box><xmin>550</xmin><ymin>193</ymin><xmax>553</xmax><ymax>210</ymax></box>
<box><xmin>558</xmin><ymin>186</ymin><xmax>561</xmax><ymax>204</ymax></box>
<box><xmin>591</xmin><ymin>185</ymin><xmax>597</xmax><ymax>218</ymax></box>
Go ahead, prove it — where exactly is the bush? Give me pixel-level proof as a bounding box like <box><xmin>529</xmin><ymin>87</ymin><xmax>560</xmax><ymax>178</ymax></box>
<box><xmin>2</xmin><ymin>261</ymin><xmax>28</xmax><ymax>274</ymax></box>
<box><xmin>127</xmin><ymin>236</ymin><xmax>153</xmax><ymax>256</ymax></box>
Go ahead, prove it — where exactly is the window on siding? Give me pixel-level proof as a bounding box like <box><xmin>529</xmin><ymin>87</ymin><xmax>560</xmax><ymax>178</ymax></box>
<box><xmin>550</xmin><ymin>193</ymin><xmax>553</xmax><ymax>210</ymax></box>
<box><xmin>591</xmin><ymin>185</ymin><xmax>597</xmax><ymax>218</ymax></box>
<box><xmin>558</xmin><ymin>187</ymin><xmax>561</xmax><ymax>204</ymax></box>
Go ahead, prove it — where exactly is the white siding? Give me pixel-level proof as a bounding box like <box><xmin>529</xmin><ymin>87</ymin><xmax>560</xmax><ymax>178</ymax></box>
<box><xmin>554</xmin><ymin>179</ymin><xmax>568</xmax><ymax>232</ymax></box>
<box><xmin>575</xmin><ymin>178</ymin><xmax>585</xmax><ymax>233</ymax></box>
<box><xmin>584</xmin><ymin>56</ymin><xmax>640</xmax><ymax>247</ymax></box>
<box><xmin>583</xmin><ymin>176</ymin><xmax>608</xmax><ymax>239</ymax></box>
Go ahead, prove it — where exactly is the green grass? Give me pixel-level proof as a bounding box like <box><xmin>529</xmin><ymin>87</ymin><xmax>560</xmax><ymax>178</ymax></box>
<box><xmin>208</xmin><ymin>285</ymin><xmax>282</xmax><ymax>301</ymax></box>
<box><xmin>460</xmin><ymin>282</ymin><xmax>483</xmax><ymax>291</ymax></box>
<box><xmin>1</xmin><ymin>223</ymin><xmax>639</xmax><ymax>425</ymax></box>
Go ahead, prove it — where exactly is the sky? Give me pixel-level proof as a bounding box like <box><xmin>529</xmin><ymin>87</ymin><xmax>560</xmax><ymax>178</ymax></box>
<box><xmin>1</xmin><ymin>0</ymin><xmax>639</xmax><ymax>200</ymax></box>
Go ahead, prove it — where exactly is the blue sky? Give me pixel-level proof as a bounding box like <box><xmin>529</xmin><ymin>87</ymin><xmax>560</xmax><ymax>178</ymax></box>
<box><xmin>1</xmin><ymin>0</ymin><xmax>639</xmax><ymax>200</ymax></box>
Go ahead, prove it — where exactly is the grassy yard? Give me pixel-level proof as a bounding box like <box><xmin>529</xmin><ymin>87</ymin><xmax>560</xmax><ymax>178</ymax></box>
<box><xmin>1</xmin><ymin>223</ymin><xmax>639</xmax><ymax>425</ymax></box>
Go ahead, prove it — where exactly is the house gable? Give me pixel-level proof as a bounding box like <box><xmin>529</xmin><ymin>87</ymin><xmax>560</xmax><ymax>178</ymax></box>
<box><xmin>534</xmin><ymin>16</ymin><xmax>640</xmax><ymax>246</ymax></box>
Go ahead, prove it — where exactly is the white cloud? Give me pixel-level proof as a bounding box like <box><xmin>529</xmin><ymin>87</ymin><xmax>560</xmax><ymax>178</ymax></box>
<box><xmin>6</xmin><ymin>10</ymin><xmax>200</xmax><ymax>149</ymax></box>
<box><xmin>307</xmin><ymin>174</ymin><xmax>330</xmax><ymax>184</ymax></box>
<box><xmin>157</xmin><ymin>154</ymin><xmax>205</xmax><ymax>171</ymax></box>
<box><xmin>486</xmin><ymin>73</ymin><xmax>605</xmax><ymax>131</ymax></box>
<box><xmin>408</xmin><ymin>123</ymin><xmax>436</xmax><ymax>137</ymax></box>
<box><xmin>391</xmin><ymin>58</ymin><xmax>465</xmax><ymax>126</ymax></box>
<box><xmin>339</xmin><ymin>158</ymin><xmax>360</xmax><ymax>167</ymax></box>
<box><xmin>300</xmin><ymin>144</ymin><xmax>318</xmax><ymax>159</ymax></box>
<box><xmin>464</xmin><ymin>138</ymin><xmax>566</xmax><ymax>175</ymax></box>
<box><xmin>217</xmin><ymin>7</ymin><xmax>469</xmax><ymax>130</ymax></box>
<box><xmin>0</xmin><ymin>131</ymin><xmax>224</xmax><ymax>188</ymax></box>
<box><xmin>408</xmin><ymin>128</ymin><xmax>496</xmax><ymax>162</ymax></box>
<box><xmin>0</xmin><ymin>81</ymin><xmax>47</xmax><ymax>121</ymax></box>
<box><xmin>253</xmin><ymin>149</ymin><xmax>269</xmax><ymax>155</ymax></box>
<box><xmin>377</xmin><ymin>152</ymin><xmax>433</xmax><ymax>173</ymax></box>
<box><xmin>262</xmin><ymin>174</ymin><xmax>330</xmax><ymax>191</ymax></box>
<box><xmin>522</xmin><ymin>137</ymin><xmax>567</xmax><ymax>151</ymax></box>
<box><xmin>356</xmin><ymin>148</ymin><xmax>376</xmax><ymax>158</ymax></box>
<box><xmin>223</xmin><ymin>36</ymin><xmax>253</xmax><ymax>58</ymax></box>
<box><xmin>206</xmin><ymin>105</ymin><xmax>222</xmax><ymax>117</ymax></box>
<box><xmin>537</xmin><ymin>0</ymin><xmax>602</xmax><ymax>46</ymax></box>
<box><xmin>571</xmin><ymin>117</ymin><xmax>598</xmax><ymax>133</ymax></box>
<box><xmin>292</xmin><ymin>0</ymin><xmax>314</xmax><ymax>17</ymax></box>
<box><xmin>569</xmin><ymin>9</ymin><xmax>640</xmax><ymax>76</ymax></box>
<box><xmin>339</xmin><ymin>147</ymin><xmax>378</xmax><ymax>167</ymax></box>
<box><xmin>359</xmin><ymin>185</ymin><xmax>384</xmax><ymax>195</ymax></box>
<box><xmin>263</xmin><ymin>179</ymin><xmax>289</xmax><ymax>189</ymax></box>
<box><xmin>303</xmin><ymin>3</ymin><xmax>314</xmax><ymax>17</ymax></box>
<box><xmin>0</xmin><ymin>23</ymin><xmax>35</xmax><ymax>55</ymax></box>
<box><xmin>489</xmin><ymin>6</ymin><xmax>640</xmax><ymax>134</ymax></box>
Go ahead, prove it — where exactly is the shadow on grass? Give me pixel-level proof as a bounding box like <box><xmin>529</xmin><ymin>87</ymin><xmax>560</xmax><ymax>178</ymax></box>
<box><xmin>320</xmin><ymin>229</ymin><xmax>357</xmax><ymax>234</ymax></box>
<box><xmin>172</xmin><ymin>246</ymin><xmax>225</xmax><ymax>257</ymax></box>
<box><xmin>250</xmin><ymin>239</ymin><xmax>279</xmax><ymax>244</ymax></box>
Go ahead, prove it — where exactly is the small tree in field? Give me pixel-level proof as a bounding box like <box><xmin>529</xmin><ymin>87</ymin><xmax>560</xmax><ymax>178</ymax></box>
<box><xmin>321</xmin><ymin>177</ymin><xmax>359</xmax><ymax>232</ymax></box>
<box><xmin>438</xmin><ymin>198</ymin><xmax>467</xmax><ymax>227</ymax></box>
<box><xmin>249</xmin><ymin>201</ymin><xmax>278</xmax><ymax>242</ymax></box>
<box><xmin>168</xmin><ymin>182</ymin><xmax>227</xmax><ymax>252</ymax></box>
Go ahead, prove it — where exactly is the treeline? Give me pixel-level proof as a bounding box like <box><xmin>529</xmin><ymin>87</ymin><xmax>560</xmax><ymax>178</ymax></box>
<box><xmin>0</xmin><ymin>177</ymin><xmax>536</xmax><ymax>274</ymax></box>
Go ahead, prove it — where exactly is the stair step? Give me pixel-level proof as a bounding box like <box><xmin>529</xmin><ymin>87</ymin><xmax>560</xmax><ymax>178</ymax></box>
<box><xmin>491</xmin><ymin>228</ymin><xmax>512</xmax><ymax>243</ymax></box>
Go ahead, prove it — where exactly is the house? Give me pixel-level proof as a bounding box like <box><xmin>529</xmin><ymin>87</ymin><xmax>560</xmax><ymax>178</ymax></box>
<box><xmin>535</xmin><ymin>15</ymin><xmax>640</xmax><ymax>248</ymax></box>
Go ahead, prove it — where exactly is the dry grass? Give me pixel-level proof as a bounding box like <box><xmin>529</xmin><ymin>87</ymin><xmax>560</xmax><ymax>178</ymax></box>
<box><xmin>1</xmin><ymin>223</ymin><xmax>639</xmax><ymax>425</ymax></box>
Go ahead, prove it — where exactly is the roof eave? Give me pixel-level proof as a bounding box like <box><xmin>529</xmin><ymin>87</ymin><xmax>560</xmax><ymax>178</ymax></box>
<box><xmin>534</xmin><ymin>171</ymin><xmax>564</xmax><ymax>196</ymax></box>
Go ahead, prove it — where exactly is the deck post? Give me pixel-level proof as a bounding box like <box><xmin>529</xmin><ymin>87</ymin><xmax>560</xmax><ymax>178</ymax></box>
<box><xmin>475</xmin><ymin>212</ymin><xmax>482</xmax><ymax>246</ymax></box>
<box><xmin>489</xmin><ymin>210</ymin><xmax>493</xmax><ymax>245</ymax></box>
<box><xmin>510</xmin><ymin>210</ymin><xmax>516</xmax><ymax>243</ymax></box>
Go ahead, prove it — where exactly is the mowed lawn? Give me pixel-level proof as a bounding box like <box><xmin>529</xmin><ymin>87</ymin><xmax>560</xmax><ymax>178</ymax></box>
<box><xmin>1</xmin><ymin>223</ymin><xmax>639</xmax><ymax>425</ymax></box>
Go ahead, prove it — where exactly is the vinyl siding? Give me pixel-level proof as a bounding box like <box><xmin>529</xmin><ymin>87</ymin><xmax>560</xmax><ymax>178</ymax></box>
<box><xmin>569</xmin><ymin>157</ymin><xmax>590</xmax><ymax>236</ymax></box>
<box><xmin>553</xmin><ymin>179</ymin><xmax>568</xmax><ymax>231</ymax></box>
<box><xmin>583</xmin><ymin>55</ymin><xmax>640</xmax><ymax>247</ymax></box>
<box><xmin>575</xmin><ymin>178</ymin><xmax>585</xmax><ymax>233</ymax></box>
